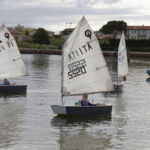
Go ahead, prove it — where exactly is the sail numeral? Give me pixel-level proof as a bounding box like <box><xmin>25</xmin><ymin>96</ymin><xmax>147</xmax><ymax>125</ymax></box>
<box><xmin>0</xmin><ymin>46</ymin><xmax>5</xmax><ymax>52</ymax></box>
<box><xmin>7</xmin><ymin>41</ymin><xmax>14</xmax><ymax>48</ymax></box>
<box><xmin>118</xmin><ymin>48</ymin><xmax>125</xmax><ymax>62</ymax></box>
<box><xmin>68</xmin><ymin>59</ymin><xmax>87</xmax><ymax>79</ymax></box>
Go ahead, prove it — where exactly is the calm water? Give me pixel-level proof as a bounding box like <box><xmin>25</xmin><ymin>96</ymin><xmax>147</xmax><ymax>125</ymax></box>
<box><xmin>0</xmin><ymin>54</ymin><xmax>150</xmax><ymax>150</ymax></box>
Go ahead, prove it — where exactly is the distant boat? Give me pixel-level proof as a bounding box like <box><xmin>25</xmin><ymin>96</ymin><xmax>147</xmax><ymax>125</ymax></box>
<box><xmin>0</xmin><ymin>25</ymin><xmax>28</xmax><ymax>94</ymax></box>
<box><xmin>114</xmin><ymin>31</ymin><xmax>128</xmax><ymax>91</ymax></box>
<box><xmin>51</xmin><ymin>16</ymin><xmax>114</xmax><ymax>117</ymax></box>
<box><xmin>146</xmin><ymin>68</ymin><xmax>150</xmax><ymax>76</ymax></box>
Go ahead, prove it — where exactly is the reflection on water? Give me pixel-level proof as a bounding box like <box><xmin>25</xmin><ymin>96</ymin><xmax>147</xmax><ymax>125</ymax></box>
<box><xmin>0</xmin><ymin>97</ymin><xmax>26</xmax><ymax>149</ymax></box>
<box><xmin>51</xmin><ymin>116</ymin><xmax>111</xmax><ymax>127</ymax></box>
<box><xmin>32</xmin><ymin>54</ymin><xmax>49</xmax><ymax>69</ymax></box>
<box><xmin>51</xmin><ymin>116</ymin><xmax>112</xmax><ymax>150</ymax></box>
<box><xmin>0</xmin><ymin>92</ymin><xmax>27</xmax><ymax>98</ymax></box>
<box><xmin>1</xmin><ymin>55</ymin><xmax>150</xmax><ymax>150</ymax></box>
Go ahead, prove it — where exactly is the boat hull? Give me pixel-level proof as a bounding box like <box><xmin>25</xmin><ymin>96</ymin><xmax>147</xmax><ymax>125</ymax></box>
<box><xmin>51</xmin><ymin>105</ymin><xmax>112</xmax><ymax>117</ymax></box>
<box><xmin>0</xmin><ymin>85</ymin><xmax>27</xmax><ymax>94</ymax></box>
<box><xmin>146</xmin><ymin>69</ymin><xmax>150</xmax><ymax>76</ymax></box>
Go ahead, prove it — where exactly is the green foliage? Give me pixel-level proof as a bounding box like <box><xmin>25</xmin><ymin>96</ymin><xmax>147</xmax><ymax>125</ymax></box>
<box><xmin>100</xmin><ymin>20</ymin><xmax>127</xmax><ymax>34</ymax></box>
<box><xmin>50</xmin><ymin>37</ymin><xmax>65</xmax><ymax>49</ymax></box>
<box><xmin>33</xmin><ymin>28</ymin><xmax>50</xmax><ymax>45</ymax></box>
<box><xmin>25</xmin><ymin>30</ymin><xmax>29</xmax><ymax>36</ymax></box>
<box><xmin>15</xmin><ymin>24</ymin><xmax>24</xmax><ymax>33</ymax></box>
<box><xmin>126</xmin><ymin>40</ymin><xmax>150</xmax><ymax>47</ymax></box>
<box><xmin>61</xmin><ymin>28</ymin><xmax>73</xmax><ymax>35</ymax></box>
<box><xmin>17</xmin><ymin>41</ymin><xmax>56</xmax><ymax>49</ymax></box>
<box><xmin>99</xmin><ymin>39</ymin><xmax>150</xmax><ymax>52</ymax></box>
<box><xmin>17</xmin><ymin>37</ymin><xmax>150</xmax><ymax>52</ymax></box>
<box><xmin>100</xmin><ymin>39</ymin><xmax>119</xmax><ymax>51</ymax></box>
<box><xmin>129</xmin><ymin>47</ymin><xmax>150</xmax><ymax>52</ymax></box>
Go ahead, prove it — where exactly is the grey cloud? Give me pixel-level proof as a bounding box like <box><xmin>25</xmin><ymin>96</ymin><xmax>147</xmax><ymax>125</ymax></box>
<box><xmin>102</xmin><ymin>0</ymin><xmax>120</xmax><ymax>4</ymax></box>
<box><xmin>76</xmin><ymin>0</ymin><xmax>95</xmax><ymax>8</ymax></box>
<box><xmin>0</xmin><ymin>2</ymin><xmax>141</xmax><ymax>31</ymax></box>
<box><xmin>76</xmin><ymin>0</ymin><xmax>120</xmax><ymax>8</ymax></box>
<box><xmin>0</xmin><ymin>5</ymin><xmax>134</xmax><ymax>21</ymax></box>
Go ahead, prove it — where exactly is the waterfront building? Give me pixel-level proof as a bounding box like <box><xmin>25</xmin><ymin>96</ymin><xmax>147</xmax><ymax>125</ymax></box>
<box><xmin>126</xmin><ymin>26</ymin><xmax>150</xmax><ymax>40</ymax></box>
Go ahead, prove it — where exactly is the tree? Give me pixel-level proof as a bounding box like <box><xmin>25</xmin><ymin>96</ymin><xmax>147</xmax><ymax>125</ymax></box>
<box><xmin>100</xmin><ymin>20</ymin><xmax>127</xmax><ymax>35</ymax></box>
<box><xmin>33</xmin><ymin>28</ymin><xmax>50</xmax><ymax>47</ymax></box>
<box><xmin>61</xmin><ymin>28</ymin><xmax>74</xmax><ymax>35</ymax></box>
<box><xmin>15</xmin><ymin>24</ymin><xmax>24</xmax><ymax>33</ymax></box>
<box><xmin>25</xmin><ymin>30</ymin><xmax>29</xmax><ymax>36</ymax></box>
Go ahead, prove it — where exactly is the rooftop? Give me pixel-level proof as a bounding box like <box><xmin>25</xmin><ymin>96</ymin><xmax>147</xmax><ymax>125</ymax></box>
<box><xmin>127</xmin><ymin>26</ymin><xmax>150</xmax><ymax>30</ymax></box>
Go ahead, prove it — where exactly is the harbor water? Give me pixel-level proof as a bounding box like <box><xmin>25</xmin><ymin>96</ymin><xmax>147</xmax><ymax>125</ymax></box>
<box><xmin>0</xmin><ymin>54</ymin><xmax>150</xmax><ymax>150</ymax></box>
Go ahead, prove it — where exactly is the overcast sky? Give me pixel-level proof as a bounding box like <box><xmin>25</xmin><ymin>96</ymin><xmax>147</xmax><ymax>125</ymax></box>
<box><xmin>1</xmin><ymin>0</ymin><xmax>150</xmax><ymax>33</ymax></box>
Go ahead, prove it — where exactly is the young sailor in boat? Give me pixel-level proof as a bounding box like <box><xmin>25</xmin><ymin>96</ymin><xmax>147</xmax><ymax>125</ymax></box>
<box><xmin>81</xmin><ymin>94</ymin><xmax>96</xmax><ymax>106</ymax></box>
<box><xmin>3</xmin><ymin>79</ymin><xmax>11</xmax><ymax>85</ymax></box>
<box><xmin>80</xmin><ymin>94</ymin><xmax>105</xmax><ymax>107</ymax></box>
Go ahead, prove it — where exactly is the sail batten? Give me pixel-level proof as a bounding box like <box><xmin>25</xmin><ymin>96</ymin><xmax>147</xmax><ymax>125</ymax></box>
<box><xmin>62</xmin><ymin>17</ymin><xmax>114</xmax><ymax>96</ymax></box>
<box><xmin>118</xmin><ymin>31</ymin><xmax>128</xmax><ymax>78</ymax></box>
<box><xmin>0</xmin><ymin>25</ymin><xmax>28</xmax><ymax>79</ymax></box>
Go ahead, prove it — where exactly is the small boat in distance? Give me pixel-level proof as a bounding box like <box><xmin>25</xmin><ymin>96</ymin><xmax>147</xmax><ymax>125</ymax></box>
<box><xmin>0</xmin><ymin>25</ymin><xmax>28</xmax><ymax>94</ymax></box>
<box><xmin>146</xmin><ymin>68</ymin><xmax>150</xmax><ymax>76</ymax></box>
<box><xmin>51</xmin><ymin>16</ymin><xmax>114</xmax><ymax>117</ymax></box>
<box><xmin>114</xmin><ymin>31</ymin><xmax>128</xmax><ymax>91</ymax></box>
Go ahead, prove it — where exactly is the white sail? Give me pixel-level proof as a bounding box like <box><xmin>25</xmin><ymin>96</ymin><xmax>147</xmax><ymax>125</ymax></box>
<box><xmin>62</xmin><ymin>16</ymin><xmax>114</xmax><ymax>96</ymax></box>
<box><xmin>118</xmin><ymin>31</ymin><xmax>128</xmax><ymax>78</ymax></box>
<box><xmin>0</xmin><ymin>25</ymin><xmax>27</xmax><ymax>79</ymax></box>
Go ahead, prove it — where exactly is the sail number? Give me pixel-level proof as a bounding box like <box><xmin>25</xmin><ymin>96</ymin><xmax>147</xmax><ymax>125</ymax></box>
<box><xmin>0</xmin><ymin>46</ymin><xmax>5</xmax><ymax>52</ymax></box>
<box><xmin>118</xmin><ymin>49</ymin><xmax>125</xmax><ymax>62</ymax></box>
<box><xmin>68</xmin><ymin>59</ymin><xmax>87</xmax><ymax>79</ymax></box>
<box><xmin>7</xmin><ymin>41</ymin><xmax>14</xmax><ymax>48</ymax></box>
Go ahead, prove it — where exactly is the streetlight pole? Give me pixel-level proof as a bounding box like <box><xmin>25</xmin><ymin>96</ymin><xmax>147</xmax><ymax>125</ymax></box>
<box><xmin>66</xmin><ymin>22</ymin><xmax>72</xmax><ymax>29</ymax></box>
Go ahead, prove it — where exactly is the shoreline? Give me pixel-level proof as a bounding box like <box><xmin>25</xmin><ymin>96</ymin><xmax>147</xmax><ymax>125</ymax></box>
<box><xmin>19</xmin><ymin>48</ymin><xmax>150</xmax><ymax>58</ymax></box>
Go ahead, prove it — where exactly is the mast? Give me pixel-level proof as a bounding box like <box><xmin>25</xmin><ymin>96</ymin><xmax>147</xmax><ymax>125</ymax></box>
<box><xmin>117</xmin><ymin>48</ymin><xmax>119</xmax><ymax>86</ymax></box>
<box><xmin>61</xmin><ymin>45</ymin><xmax>64</xmax><ymax>105</ymax></box>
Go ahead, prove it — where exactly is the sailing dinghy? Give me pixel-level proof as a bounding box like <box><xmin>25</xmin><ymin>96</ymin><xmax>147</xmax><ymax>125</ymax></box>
<box><xmin>114</xmin><ymin>31</ymin><xmax>128</xmax><ymax>91</ymax></box>
<box><xmin>0</xmin><ymin>25</ymin><xmax>28</xmax><ymax>94</ymax></box>
<box><xmin>146</xmin><ymin>68</ymin><xmax>150</xmax><ymax>76</ymax></box>
<box><xmin>51</xmin><ymin>17</ymin><xmax>114</xmax><ymax>117</ymax></box>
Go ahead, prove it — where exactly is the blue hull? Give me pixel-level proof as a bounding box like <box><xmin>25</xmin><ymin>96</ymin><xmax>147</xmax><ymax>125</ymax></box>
<box><xmin>0</xmin><ymin>85</ymin><xmax>27</xmax><ymax>94</ymax></box>
<box><xmin>51</xmin><ymin>105</ymin><xmax>112</xmax><ymax>117</ymax></box>
<box><xmin>146</xmin><ymin>69</ymin><xmax>150</xmax><ymax>75</ymax></box>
